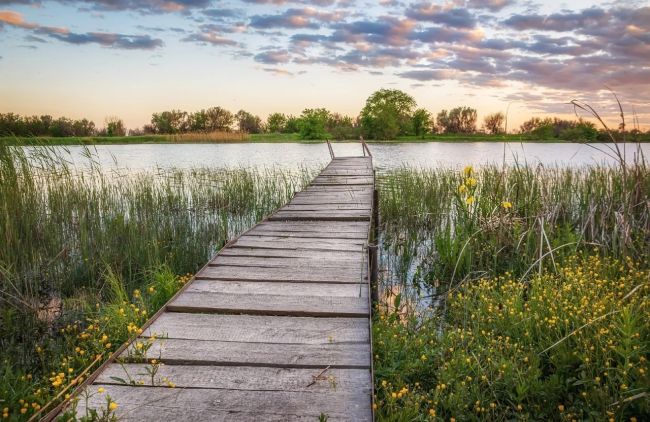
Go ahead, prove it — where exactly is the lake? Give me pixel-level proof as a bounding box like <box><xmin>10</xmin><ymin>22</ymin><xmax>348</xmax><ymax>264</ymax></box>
<box><xmin>29</xmin><ymin>142</ymin><xmax>649</xmax><ymax>172</ymax></box>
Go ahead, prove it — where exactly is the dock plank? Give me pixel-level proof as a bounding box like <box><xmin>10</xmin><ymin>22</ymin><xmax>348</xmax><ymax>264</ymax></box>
<box><xmin>123</xmin><ymin>338</ymin><xmax>371</xmax><ymax>368</ymax></box>
<box><xmin>77</xmin><ymin>385</ymin><xmax>372</xmax><ymax>421</ymax></box>
<box><xmin>144</xmin><ymin>313</ymin><xmax>369</xmax><ymax>345</ymax></box>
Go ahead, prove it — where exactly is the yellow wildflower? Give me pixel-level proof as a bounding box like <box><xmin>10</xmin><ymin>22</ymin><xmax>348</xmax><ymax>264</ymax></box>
<box><xmin>109</xmin><ymin>402</ymin><xmax>118</xmax><ymax>411</ymax></box>
<box><xmin>501</xmin><ymin>201</ymin><xmax>512</xmax><ymax>209</ymax></box>
<box><xmin>458</xmin><ymin>184</ymin><xmax>467</xmax><ymax>193</ymax></box>
<box><xmin>463</xmin><ymin>165</ymin><xmax>473</xmax><ymax>176</ymax></box>
<box><xmin>466</xmin><ymin>196</ymin><xmax>475</xmax><ymax>205</ymax></box>
<box><xmin>466</xmin><ymin>177</ymin><xmax>477</xmax><ymax>187</ymax></box>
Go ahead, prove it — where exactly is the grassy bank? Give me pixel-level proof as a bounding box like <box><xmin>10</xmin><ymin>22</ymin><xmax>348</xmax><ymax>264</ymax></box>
<box><xmin>0</xmin><ymin>145</ymin><xmax>314</xmax><ymax>419</ymax></box>
<box><xmin>6</xmin><ymin>132</ymin><xmax>648</xmax><ymax>145</ymax></box>
<box><xmin>374</xmin><ymin>159</ymin><xmax>649</xmax><ymax>420</ymax></box>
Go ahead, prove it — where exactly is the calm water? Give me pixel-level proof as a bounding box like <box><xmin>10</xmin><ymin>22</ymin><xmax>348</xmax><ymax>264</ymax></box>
<box><xmin>31</xmin><ymin>142</ymin><xmax>648</xmax><ymax>171</ymax></box>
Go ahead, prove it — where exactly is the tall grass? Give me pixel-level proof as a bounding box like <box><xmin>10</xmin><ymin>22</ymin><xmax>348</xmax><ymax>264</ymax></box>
<box><xmin>0</xmin><ymin>143</ymin><xmax>314</xmax><ymax>377</ymax></box>
<box><xmin>378</xmin><ymin>162</ymin><xmax>649</xmax><ymax>292</ymax></box>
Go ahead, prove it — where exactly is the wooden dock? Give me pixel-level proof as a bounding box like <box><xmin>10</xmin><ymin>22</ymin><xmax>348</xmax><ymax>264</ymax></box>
<box><xmin>68</xmin><ymin>156</ymin><xmax>375</xmax><ymax>421</ymax></box>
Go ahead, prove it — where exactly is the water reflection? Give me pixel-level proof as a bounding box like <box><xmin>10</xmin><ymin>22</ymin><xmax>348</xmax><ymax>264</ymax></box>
<box><xmin>25</xmin><ymin>142</ymin><xmax>649</xmax><ymax>172</ymax></box>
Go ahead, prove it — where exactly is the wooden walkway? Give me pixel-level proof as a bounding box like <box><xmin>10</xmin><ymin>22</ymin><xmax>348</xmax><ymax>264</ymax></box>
<box><xmin>70</xmin><ymin>156</ymin><xmax>375</xmax><ymax>421</ymax></box>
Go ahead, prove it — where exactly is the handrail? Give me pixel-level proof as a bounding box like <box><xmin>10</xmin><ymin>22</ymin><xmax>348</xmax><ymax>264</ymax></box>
<box><xmin>326</xmin><ymin>140</ymin><xmax>335</xmax><ymax>158</ymax></box>
<box><xmin>360</xmin><ymin>137</ymin><xmax>372</xmax><ymax>157</ymax></box>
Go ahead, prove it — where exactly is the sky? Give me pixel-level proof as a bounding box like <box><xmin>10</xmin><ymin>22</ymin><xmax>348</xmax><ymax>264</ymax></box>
<box><xmin>0</xmin><ymin>0</ymin><xmax>649</xmax><ymax>131</ymax></box>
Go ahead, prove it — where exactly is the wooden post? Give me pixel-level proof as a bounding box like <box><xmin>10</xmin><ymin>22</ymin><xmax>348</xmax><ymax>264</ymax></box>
<box><xmin>369</xmin><ymin>244</ymin><xmax>378</xmax><ymax>304</ymax></box>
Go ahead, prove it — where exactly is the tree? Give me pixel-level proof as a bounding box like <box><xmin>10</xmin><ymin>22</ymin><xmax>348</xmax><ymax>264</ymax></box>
<box><xmin>50</xmin><ymin>117</ymin><xmax>75</xmax><ymax>137</ymax></box>
<box><xmin>360</xmin><ymin>89</ymin><xmax>416</xmax><ymax>139</ymax></box>
<box><xmin>151</xmin><ymin>110</ymin><xmax>188</xmax><ymax>134</ymax></box>
<box><xmin>205</xmin><ymin>107</ymin><xmax>233</xmax><ymax>132</ymax></box>
<box><xmin>483</xmin><ymin>112</ymin><xmax>505</xmax><ymax>135</ymax></box>
<box><xmin>105</xmin><ymin>116</ymin><xmax>126</xmax><ymax>137</ymax></box>
<box><xmin>436</xmin><ymin>107</ymin><xmax>477</xmax><ymax>133</ymax></box>
<box><xmin>188</xmin><ymin>109</ymin><xmax>209</xmax><ymax>132</ymax></box>
<box><xmin>72</xmin><ymin>118</ymin><xmax>96</xmax><ymax>136</ymax></box>
<box><xmin>327</xmin><ymin>113</ymin><xmax>358</xmax><ymax>141</ymax></box>
<box><xmin>284</xmin><ymin>115</ymin><xmax>300</xmax><ymax>133</ymax></box>
<box><xmin>267</xmin><ymin>113</ymin><xmax>287</xmax><ymax>133</ymax></box>
<box><xmin>235</xmin><ymin>110</ymin><xmax>263</xmax><ymax>133</ymax></box>
<box><xmin>412</xmin><ymin>108</ymin><xmax>432</xmax><ymax>138</ymax></box>
<box><xmin>297</xmin><ymin>108</ymin><xmax>330</xmax><ymax>140</ymax></box>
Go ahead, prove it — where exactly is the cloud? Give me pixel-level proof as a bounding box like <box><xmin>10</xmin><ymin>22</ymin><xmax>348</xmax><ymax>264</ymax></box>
<box><xmin>60</xmin><ymin>0</ymin><xmax>212</xmax><ymax>13</ymax></box>
<box><xmin>397</xmin><ymin>69</ymin><xmax>457</xmax><ymax>81</ymax></box>
<box><xmin>250</xmin><ymin>8</ymin><xmax>342</xmax><ymax>30</ymax></box>
<box><xmin>503</xmin><ymin>7</ymin><xmax>608</xmax><ymax>32</ymax></box>
<box><xmin>406</xmin><ymin>4</ymin><xmax>477</xmax><ymax>28</ymax></box>
<box><xmin>182</xmin><ymin>27</ymin><xmax>238</xmax><ymax>46</ymax></box>
<box><xmin>0</xmin><ymin>10</ymin><xmax>163</xmax><ymax>49</ymax></box>
<box><xmin>329</xmin><ymin>16</ymin><xmax>416</xmax><ymax>47</ymax></box>
<box><xmin>254</xmin><ymin>49</ymin><xmax>291</xmax><ymax>64</ymax></box>
<box><xmin>262</xmin><ymin>67</ymin><xmax>293</xmax><ymax>76</ymax></box>
<box><xmin>203</xmin><ymin>8</ymin><xmax>244</xmax><ymax>20</ymax></box>
<box><xmin>465</xmin><ymin>0</ymin><xmax>513</xmax><ymax>12</ymax></box>
<box><xmin>243</xmin><ymin>0</ymin><xmax>336</xmax><ymax>5</ymax></box>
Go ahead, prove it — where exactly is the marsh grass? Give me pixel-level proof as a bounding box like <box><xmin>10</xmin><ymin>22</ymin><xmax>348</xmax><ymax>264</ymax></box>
<box><xmin>378</xmin><ymin>161</ymin><xmax>649</xmax><ymax>292</ymax></box>
<box><xmin>0</xmin><ymin>144</ymin><xmax>315</xmax><ymax>418</ymax></box>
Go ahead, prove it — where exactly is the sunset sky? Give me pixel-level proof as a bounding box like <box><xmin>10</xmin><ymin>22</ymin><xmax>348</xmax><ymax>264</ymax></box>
<box><xmin>1</xmin><ymin>0</ymin><xmax>649</xmax><ymax>131</ymax></box>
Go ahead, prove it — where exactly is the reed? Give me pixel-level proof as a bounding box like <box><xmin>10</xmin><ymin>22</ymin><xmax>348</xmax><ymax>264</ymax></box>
<box><xmin>166</xmin><ymin>131</ymin><xmax>249</xmax><ymax>143</ymax></box>
<box><xmin>378</xmin><ymin>160</ymin><xmax>649</xmax><ymax>290</ymax></box>
<box><xmin>0</xmin><ymin>143</ymin><xmax>314</xmax><ymax>394</ymax></box>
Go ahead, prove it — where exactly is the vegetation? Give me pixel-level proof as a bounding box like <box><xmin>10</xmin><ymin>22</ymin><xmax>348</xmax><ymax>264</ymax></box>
<box><xmin>360</xmin><ymin>89</ymin><xmax>417</xmax><ymax>140</ymax></box>
<box><xmin>374</xmin><ymin>148</ymin><xmax>649</xmax><ymax>420</ymax></box>
<box><xmin>374</xmin><ymin>255</ymin><xmax>649</xmax><ymax>421</ymax></box>
<box><xmin>6</xmin><ymin>89</ymin><xmax>648</xmax><ymax>142</ymax></box>
<box><xmin>0</xmin><ymin>144</ymin><xmax>314</xmax><ymax>419</ymax></box>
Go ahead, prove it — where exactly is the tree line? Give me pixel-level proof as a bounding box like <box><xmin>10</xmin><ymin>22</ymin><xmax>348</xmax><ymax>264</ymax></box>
<box><xmin>2</xmin><ymin>89</ymin><xmax>646</xmax><ymax>141</ymax></box>
<box><xmin>0</xmin><ymin>113</ymin><xmax>126</xmax><ymax>137</ymax></box>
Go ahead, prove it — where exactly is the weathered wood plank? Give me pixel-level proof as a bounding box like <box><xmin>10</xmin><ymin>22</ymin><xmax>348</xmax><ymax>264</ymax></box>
<box><xmin>270</xmin><ymin>211</ymin><xmax>371</xmax><ymax>221</ymax></box>
<box><xmin>281</xmin><ymin>204</ymin><xmax>371</xmax><ymax>211</ymax></box>
<box><xmin>231</xmin><ymin>236</ymin><xmax>366</xmax><ymax>251</ymax></box>
<box><xmin>95</xmin><ymin>365</ymin><xmax>371</xmax><ymax>393</ymax></box>
<box><xmin>197</xmin><ymin>265</ymin><xmax>364</xmax><ymax>284</ymax></box>
<box><xmin>211</xmin><ymin>255</ymin><xmax>363</xmax><ymax>267</ymax></box>
<box><xmin>241</xmin><ymin>230</ymin><xmax>368</xmax><ymax>240</ymax></box>
<box><xmin>218</xmin><ymin>247</ymin><xmax>364</xmax><ymax>260</ymax></box>
<box><xmin>254</xmin><ymin>221</ymin><xmax>369</xmax><ymax>232</ymax></box>
<box><xmin>122</xmin><ymin>338</ymin><xmax>371</xmax><ymax>368</ymax></box>
<box><xmin>180</xmin><ymin>279</ymin><xmax>368</xmax><ymax>297</ymax></box>
<box><xmin>168</xmin><ymin>282</ymin><xmax>368</xmax><ymax>317</ymax></box>
<box><xmin>144</xmin><ymin>313</ymin><xmax>370</xmax><ymax>345</ymax></box>
<box><xmin>77</xmin><ymin>385</ymin><xmax>372</xmax><ymax>421</ymax></box>
<box><xmin>312</xmin><ymin>177</ymin><xmax>374</xmax><ymax>186</ymax></box>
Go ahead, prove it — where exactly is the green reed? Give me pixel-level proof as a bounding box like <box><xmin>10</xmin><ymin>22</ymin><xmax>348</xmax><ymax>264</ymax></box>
<box><xmin>0</xmin><ymin>143</ymin><xmax>314</xmax><ymax>373</ymax></box>
<box><xmin>378</xmin><ymin>161</ymin><xmax>649</xmax><ymax>289</ymax></box>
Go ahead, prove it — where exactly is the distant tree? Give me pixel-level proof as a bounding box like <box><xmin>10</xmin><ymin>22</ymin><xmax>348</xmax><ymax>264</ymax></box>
<box><xmin>188</xmin><ymin>109</ymin><xmax>209</xmax><ymax>132</ymax></box>
<box><xmin>105</xmin><ymin>116</ymin><xmax>126</xmax><ymax>137</ymax></box>
<box><xmin>205</xmin><ymin>107</ymin><xmax>234</xmax><ymax>132</ymax></box>
<box><xmin>412</xmin><ymin>108</ymin><xmax>432</xmax><ymax>138</ymax></box>
<box><xmin>560</xmin><ymin>120</ymin><xmax>598</xmax><ymax>141</ymax></box>
<box><xmin>72</xmin><ymin>119</ymin><xmax>96</xmax><ymax>137</ymax></box>
<box><xmin>235</xmin><ymin>110</ymin><xmax>263</xmax><ymax>133</ymax></box>
<box><xmin>297</xmin><ymin>108</ymin><xmax>330</xmax><ymax>140</ymax></box>
<box><xmin>437</xmin><ymin>107</ymin><xmax>477</xmax><ymax>133</ymax></box>
<box><xmin>284</xmin><ymin>115</ymin><xmax>300</xmax><ymax>133</ymax></box>
<box><xmin>267</xmin><ymin>113</ymin><xmax>287</xmax><ymax>133</ymax></box>
<box><xmin>327</xmin><ymin>113</ymin><xmax>358</xmax><ymax>140</ymax></box>
<box><xmin>151</xmin><ymin>110</ymin><xmax>188</xmax><ymax>134</ymax></box>
<box><xmin>360</xmin><ymin>89</ymin><xmax>416</xmax><ymax>139</ymax></box>
<box><xmin>483</xmin><ymin>112</ymin><xmax>505</xmax><ymax>135</ymax></box>
<box><xmin>519</xmin><ymin>117</ymin><xmax>551</xmax><ymax>134</ymax></box>
<box><xmin>50</xmin><ymin>117</ymin><xmax>76</xmax><ymax>137</ymax></box>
